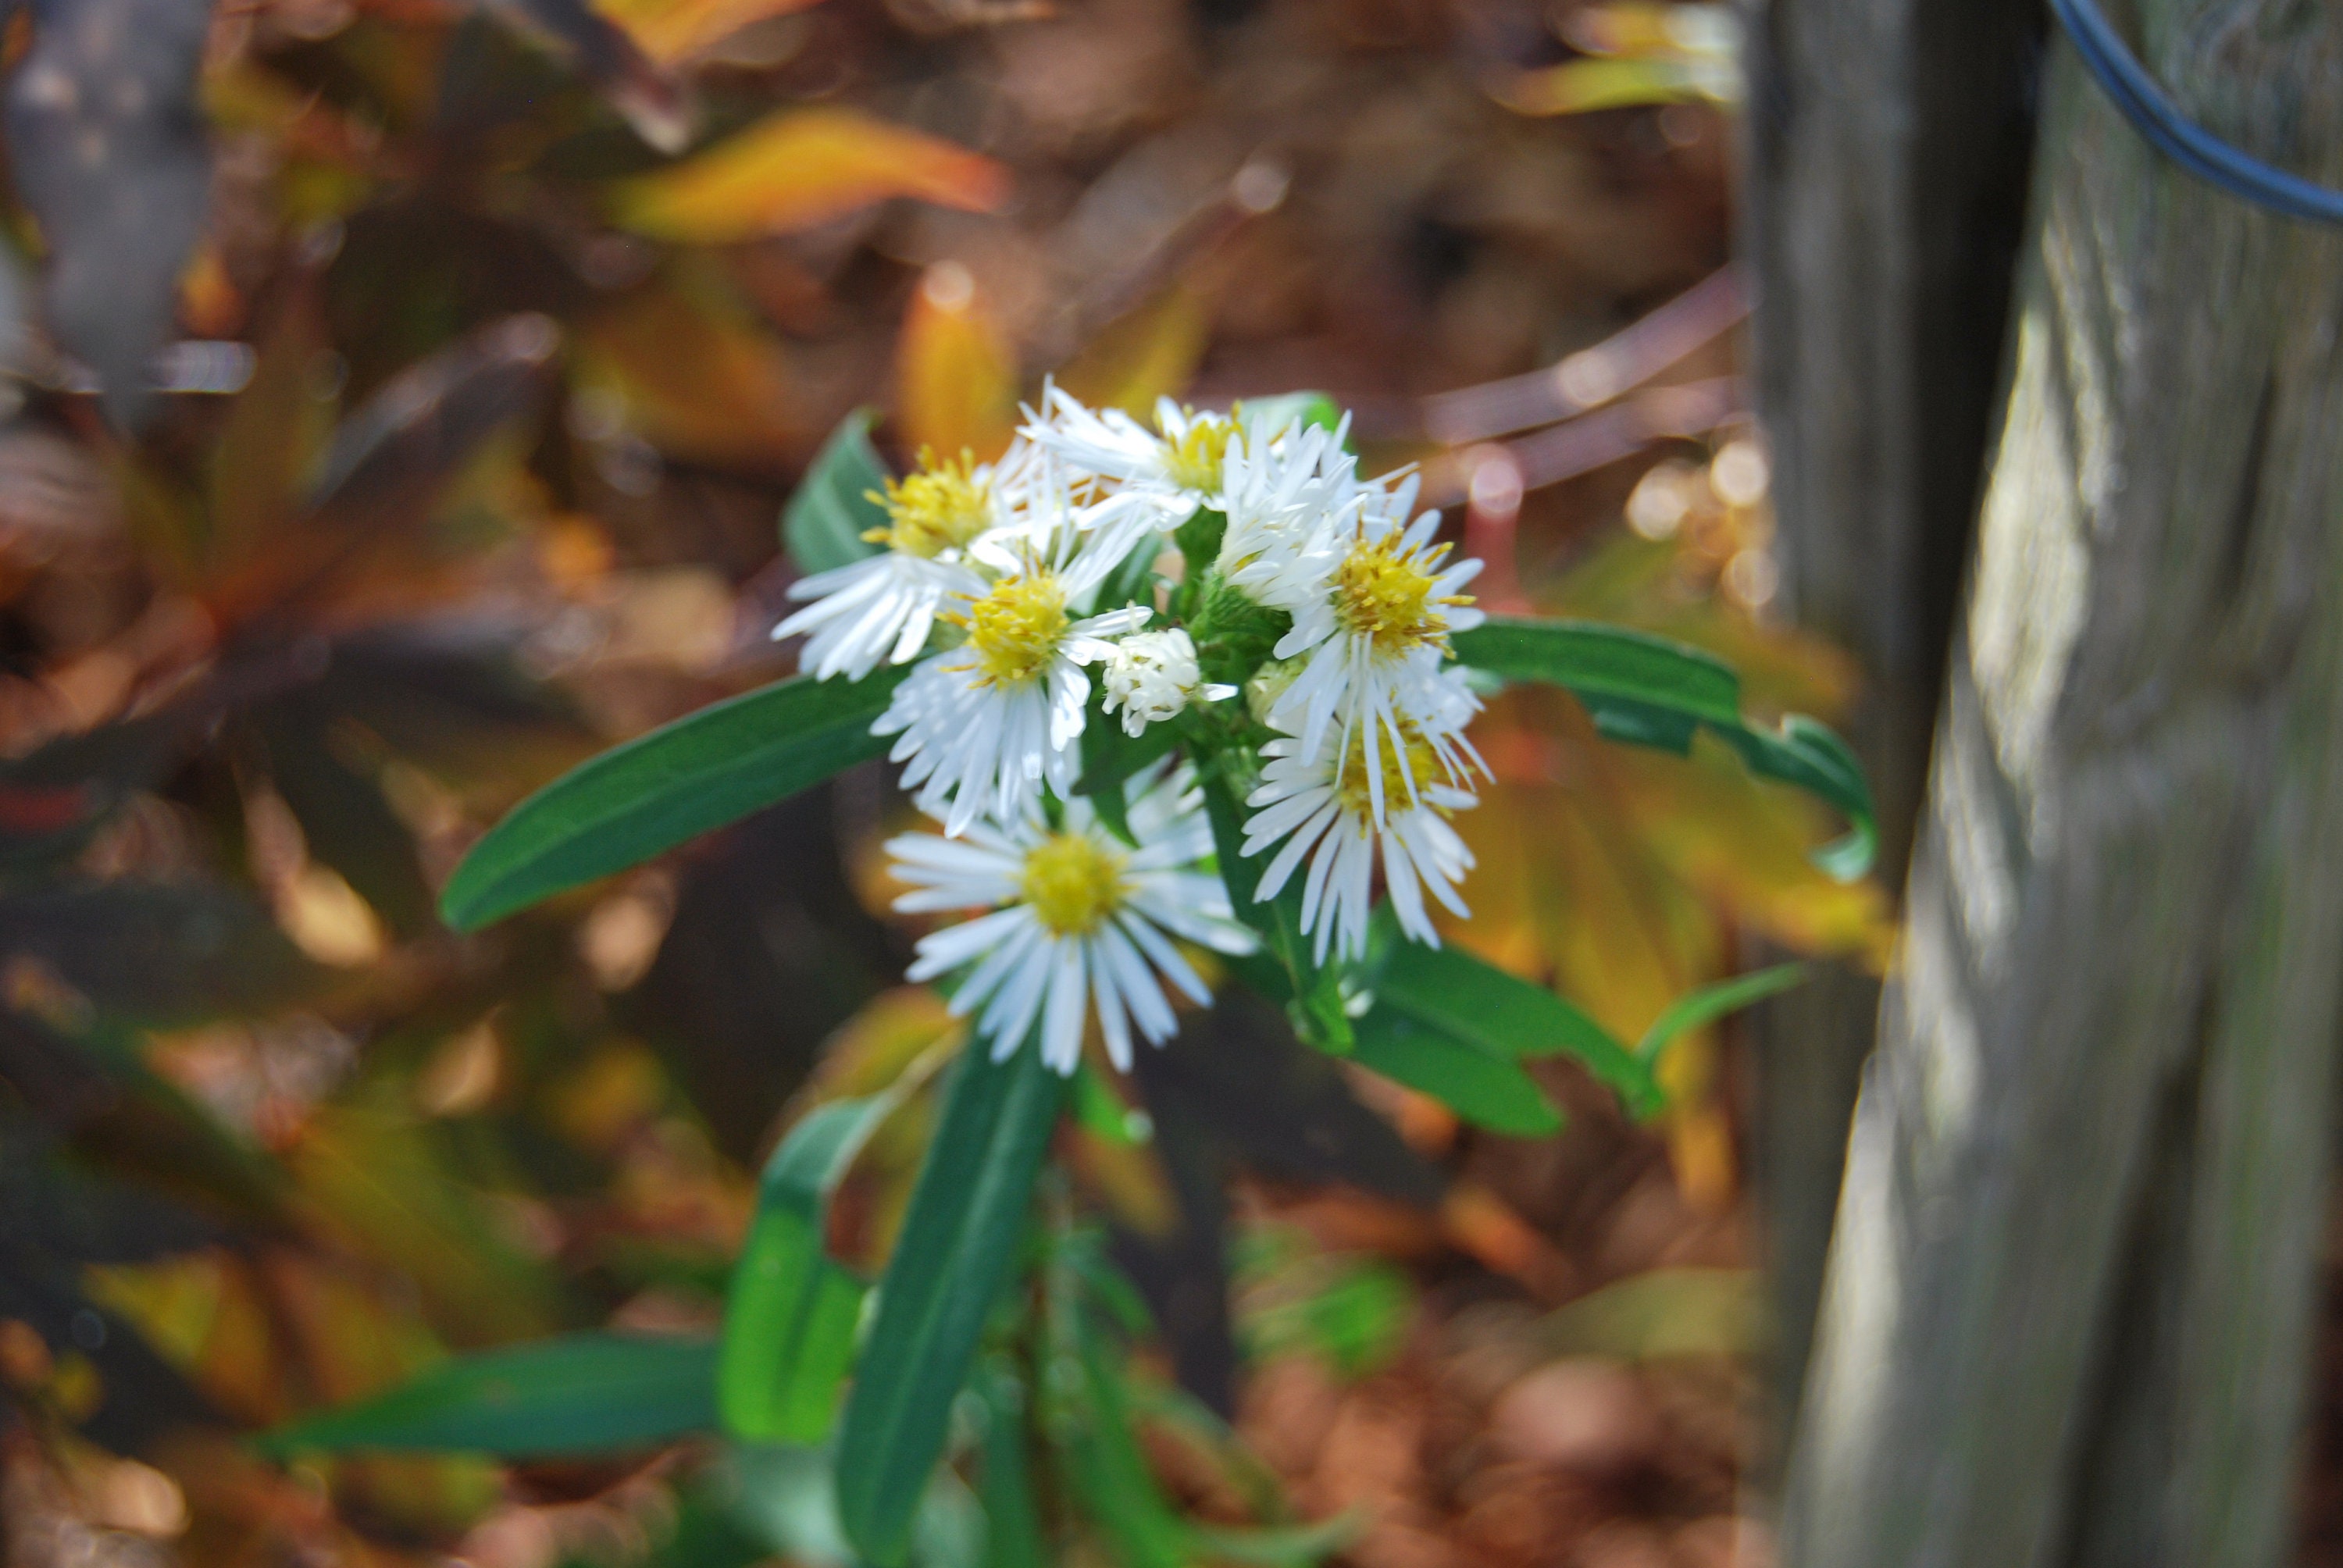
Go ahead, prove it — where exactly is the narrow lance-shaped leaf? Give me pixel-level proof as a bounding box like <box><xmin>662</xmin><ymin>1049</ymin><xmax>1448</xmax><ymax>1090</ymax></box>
<box><xmin>1224</xmin><ymin>907</ymin><xmax>1661</xmax><ymax>1130</ymax></box>
<box><xmin>1188</xmin><ymin>1516</ymin><xmax>1365</xmax><ymax>1567</ymax></box>
<box><xmin>255</xmin><ymin>705</ymin><xmax>437</xmax><ymax>939</ymax></box>
<box><xmin>1222</xmin><ymin>935</ymin><xmax>1560</xmax><ymax>1135</ymax></box>
<box><xmin>301</xmin><ymin>315</ymin><xmax>560</xmax><ymax>532</ymax></box>
<box><xmin>437</xmin><ymin>667</ymin><xmax>907</xmax><ymax>931</ymax></box>
<box><xmin>487</xmin><ymin>0</ymin><xmax>694</xmax><ymax>152</ymax></box>
<box><xmin>898</xmin><ymin>262</ymin><xmax>1019</xmax><ymax>463</ymax></box>
<box><xmin>1050</xmin><ymin>283</ymin><xmax>1212</xmax><ymax>420</ymax></box>
<box><xmin>1344</xmin><ymin>1007</ymin><xmax>1564</xmax><ymax>1137</ymax></box>
<box><xmin>1365</xmin><ymin>923</ymin><xmax>1663</xmax><ymax>1119</ymax></box>
<box><xmin>594</xmin><ymin>0</ymin><xmax>822</xmax><ymax>66</ymax></box>
<box><xmin>1500</xmin><ymin>56</ymin><xmax>1721</xmax><ymax>117</ymax></box>
<box><xmin>258</xmin><ymin>1333</ymin><xmax>717</xmax><ymax>1458</ymax></box>
<box><xmin>1119</xmin><ymin>1377</ymin><xmax>1363</xmax><ymax>1563</ymax></box>
<box><xmin>1060</xmin><ymin>1266</ymin><xmax>1353</xmax><ymax>1568</ymax></box>
<box><xmin>1634</xmin><ymin>962</ymin><xmax>1810</xmax><ymax>1067</ymax></box>
<box><xmin>0</xmin><ymin>882</ymin><xmax>322</xmax><ymax>1026</ymax></box>
<box><xmin>1064</xmin><ymin>1302</ymin><xmax>1190</xmax><ymax>1568</ymax></box>
<box><xmin>835</xmin><ymin>1039</ymin><xmax>1068</xmax><ymax>1568</ymax></box>
<box><xmin>973</xmin><ymin>1360</ymin><xmax>1047</xmax><ymax>1568</ymax></box>
<box><xmin>784</xmin><ymin>410</ymin><xmax>890</xmax><ymax>576</ymax></box>
<box><xmin>612</xmin><ymin>107</ymin><xmax>1008</xmax><ymax>244</ymax></box>
<box><xmin>719</xmin><ymin>1092</ymin><xmax>900</xmax><ymax>1443</ymax></box>
<box><xmin>1450</xmin><ymin>615</ymin><xmax>1877</xmax><ymax>878</ymax></box>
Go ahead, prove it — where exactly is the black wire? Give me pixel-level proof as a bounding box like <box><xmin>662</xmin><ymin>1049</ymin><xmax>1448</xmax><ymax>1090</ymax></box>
<box><xmin>2050</xmin><ymin>0</ymin><xmax>2343</xmax><ymax>226</ymax></box>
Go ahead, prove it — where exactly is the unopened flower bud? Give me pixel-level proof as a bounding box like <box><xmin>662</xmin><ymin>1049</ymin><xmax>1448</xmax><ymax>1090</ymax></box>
<box><xmin>1101</xmin><ymin>629</ymin><xmax>1234</xmax><ymax>736</ymax></box>
<box><xmin>1244</xmin><ymin>657</ymin><xmax>1303</xmax><ymax>727</ymax></box>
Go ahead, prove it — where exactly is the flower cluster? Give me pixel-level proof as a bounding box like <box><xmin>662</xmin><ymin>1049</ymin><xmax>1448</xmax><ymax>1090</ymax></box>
<box><xmin>776</xmin><ymin>390</ymin><xmax>1489</xmax><ymax>1072</ymax></box>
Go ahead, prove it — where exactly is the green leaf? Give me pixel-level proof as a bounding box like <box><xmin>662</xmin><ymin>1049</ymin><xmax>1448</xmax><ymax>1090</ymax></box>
<box><xmin>0</xmin><ymin>882</ymin><xmax>321</xmax><ymax>1026</ymax></box>
<box><xmin>1197</xmin><ymin>763</ymin><xmax>1352</xmax><ymax>1053</ymax></box>
<box><xmin>255</xmin><ymin>706</ymin><xmax>436</xmax><ymax>938</ymax></box>
<box><xmin>1236</xmin><ymin>1257</ymin><xmax>1411</xmax><ymax>1379</ymax></box>
<box><xmin>836</xmin><ymin>1042</ymin><xmax>1069</xmax><ymax>1568</ymax></box>
<box><xmin>1058</xmin><ymin>1263</ymin><xmax>1354</xmax><ymax>1568</ymax></box>
<box><xmin>718</xmin><ymin>1096</ymin><xmax>897</xmax><ymax>1443</ymax></box>
<box><xmin>1092</xmin><ymin>533</ymin><xmax>1164</xmax><ymax>613</ymax></box>
<box><xmin>1182</xmin><ymin>572</ymin><xmax>1292</xmax><ymax>692</ymax></box>
<box><xmin>1450</xmin><ymin>617</ymin><xmax>1740</xmax><ymax>725</ymax></box>
<box><xmin>785</xmin><ymin>409</ymin><xmax>890</xmax><ymax>574</ymax></box>
<box><xmin>1065</xmin><ymin>1306</ymin><xmax>1189</xmax><ymax>1568</ymax></box>
<box><xmin>1072</xmin><ymin>1063</ymin><xmax>1149</xmax><ymax>1147</ymax></box>
<box><xmin>1125</xmin><ymin>1382</ymin><xmax>1293</xmax><ymax>1523</ymax></box>
<box><xmin>438</xmin><ymin>667</ymin><xmax>908</xmax><ymax>931</ymax></box>
<box><xmin>974</xmin><ymin>1362</ymin><xmax>1047</xmax><ymax>1568</ymax></box>
<box><xmin>1075</xmin><ymin>713</ymin><xmax>1180</xmax><ymax>850</ymax></box>
<box><xmin>718</xmin><ymin>1443</ymin><xmax>982</xmax><ymax>1568</ymax></box>
<box><xmin>257</xmin><ymin>1333</ymin><xmax>717</xmax><ymax>1458</ymax></box>
<box><xmin>1451</xmin><ymin>615</ymin><xmax>1877</xmax><ymax>878</ymax></box>
<box><xmin>1346</xmin><ymin>1007</ymin><xmax>1562</xmax><ymax>1136</ymax></box>
<box><xmin>1542</xmin><ymin>1267</ymin><xmax>1763</xmax><ymax>1360</ymax></box>
<box><xmin>1716</xmin><ymin>718</ymin><xmax>1877</xmax><ymax>882</ymax></box>
<box><xmin>1634</xmin><ymin>962</ymin><xmax>1810</xmax><ymax>1067</ymax></box>
<box><xmin>1367</xmin><ymin>932</ymin><xmax>1662</xmax><ymax>1119</ymax></box>
<box><xmin>653</xmin><ymin>1486</ymin><xmax>779</xmax><ymax>1568</ymax></box>
<box><xmin>1187</xmin><ymin>1517</ymin><xmax>1363</xmax><ymax>1567</ymax></box>
<box><xmin>1171</xmin><ymin>506</ymin><xmax>1227</xmax><ymax>582</ymax></box>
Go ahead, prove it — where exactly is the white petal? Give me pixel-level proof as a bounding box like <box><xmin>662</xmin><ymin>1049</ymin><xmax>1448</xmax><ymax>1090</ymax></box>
<box><xmin>938</xmin><ymin>914</ymin><xmax>1042</xmax><ymax>1003</ymax></box>
<box><xmin>905</xmin><ymin>906</ymin><xmax>1031</xmax><ymax>972</ymax></box>
<box><xmin>1097</xmin><ymin>920</ymin><xmax>1176</xmax><ymax>1042</ymax></box>
<box><xmin>1040</xmin><ymin>940</ymin><xmax>1089</xmax><ymax>1074</ymax></box>
<box><xmin>979</xmin><ymin>937</ymin><xmax>1054</xmax><ymax>1058</ymax></box>
<box><xmin>1086</xmin><ymin>935</ymin><xmax>1133</xmax><ymax>1072</ymax></box>
<box><xmin>1117</xmin><ymin>911</ymin><xmax>1211</xmax><ymax>1007</ymax></box>
<box><xmin>1381</xmin><ymin>825</ymin><xmax>1432</xmax><ymax>942</ymax></box>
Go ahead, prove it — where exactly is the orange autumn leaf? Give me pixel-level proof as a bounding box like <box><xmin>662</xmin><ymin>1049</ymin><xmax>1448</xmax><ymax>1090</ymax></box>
<box><xmin>896</xmin><ymin>262</ymin><xmax>1018</xmax><ymax>463</ymax></box>
<box><xmin>594</xmin><ymin>0</ymin><xmax>828</xmax><ymax>64</ymax></box>
<box><xmin>1052</xmin><ymin>281</ymin><xmax>1211</xmax><ymax>418</ymax></box>
<box><xmin>611</xmin><ymin>108</ymin><xmax>1008</xmax><ymax>243</ymax></box>
<box><xmin>572</xmin><ymin>276</ymin><xmax>804</xmax><ymax>470</ymax></box>
<box><xmin>1496</xmin><ymin>57</ymin><xmax>1715</xmax><ymax>116</ymax></box>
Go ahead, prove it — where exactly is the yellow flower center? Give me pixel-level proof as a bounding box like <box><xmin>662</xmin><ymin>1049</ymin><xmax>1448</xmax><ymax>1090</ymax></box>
<box><xmin>1332</xmin><ymin>533</ymin><xmax>1460</xmax><ymax>654</ymax></box>
<box><xmin>1020</xmin><ymin>831</ymin><xmax>1127</xmax><ymax>937</ymax></box>
<box><xmin>1162</xmin><ymin>412</ymin><xmax>1236</xmax><ymax>494</ymax></box>
<box><xmin>961</xmin><ymin>573</ymin><xmax>1069</xmax><ymax>686</ymax></box>
<box><xmin>864</xmin><ymin>449</ymin><xmax>992</xmax><ymax>559</ymax></box>
<box><xmin>1333</xmin><ymin>725</ymin><xmax>1445</xmax><ymax>821</ymax></box>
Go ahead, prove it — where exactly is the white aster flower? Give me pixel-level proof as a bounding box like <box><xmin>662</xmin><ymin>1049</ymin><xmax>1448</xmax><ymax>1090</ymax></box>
<box><xmin>1257</xmin><ymin>477</ymin><xmax>1487</xmax><ymax>810</ymax></box>
<box><xmin>1214</xmin><ymin>418</ymin><xmax>1359</xmax><ymax>603</ymax></box>
<box><xmin>1025</xmin><ymin>387</ymin><xmax>1236</xmax><ymax>522</ymax></box>
<box><xmin>967</xmin><ymin>442</ymin><xmax>1160</xmax><ymax>566</ymax></box>
<box><xmin>774</xmin><ymin>447</ymin><xmax>1025</xmax><ymax>681</ymax></box>
<box><xmin>1100</xmin><ymin>629</ymin><xmax>1237</xmax><ymax>736</ymax></box>
<box><xmin>874</xmin><ymin>522</ymin><xmax>1150</xmax><ymax>836</ymax></box>
<box><xmin>1239</xmin><ymin>717</ymin><xmax>1477</xmax><ymax>964</ymax></box>
<box><xmin>890</xmin><ymin>766</ymin><xmax>1257</xmax><ymax>1073</ymax></box>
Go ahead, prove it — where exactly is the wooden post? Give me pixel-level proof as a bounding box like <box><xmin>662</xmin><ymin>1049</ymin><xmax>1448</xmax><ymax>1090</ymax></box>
<box><xmin>1778</xmin><ymin>3</ymin><xmax>2343</xmax><ymax>1561</ymax></box>
<box><xmin>1741</xmin><ymin>0</ymin><xmax>2040</xmax><ymax>1426</ymax></box>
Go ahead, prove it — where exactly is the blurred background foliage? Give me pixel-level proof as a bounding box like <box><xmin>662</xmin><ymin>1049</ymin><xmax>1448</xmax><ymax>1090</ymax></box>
<box><xmin>0</xmin><ymin>0</ymin><xmax>1885</xmax><ymax>1559</ymax></box>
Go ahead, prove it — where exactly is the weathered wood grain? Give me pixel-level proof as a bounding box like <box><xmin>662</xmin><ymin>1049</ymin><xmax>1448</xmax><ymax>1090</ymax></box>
<box><xmin>1740</xmin><ymin>0</ymin><xmax>2041</xmax><ymax>1427</ymax></box>
<box><xmin>1780</xmin><ymin>2</ymin><xmax>2343</xmax><ymax>1560</ymax></box>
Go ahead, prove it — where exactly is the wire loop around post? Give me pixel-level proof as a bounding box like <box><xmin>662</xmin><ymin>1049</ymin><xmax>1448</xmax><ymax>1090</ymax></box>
<box><xmin>2051</xmin><ymin>0</ymin><xmax>2343</xmax><ymax>226</ymax></box>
